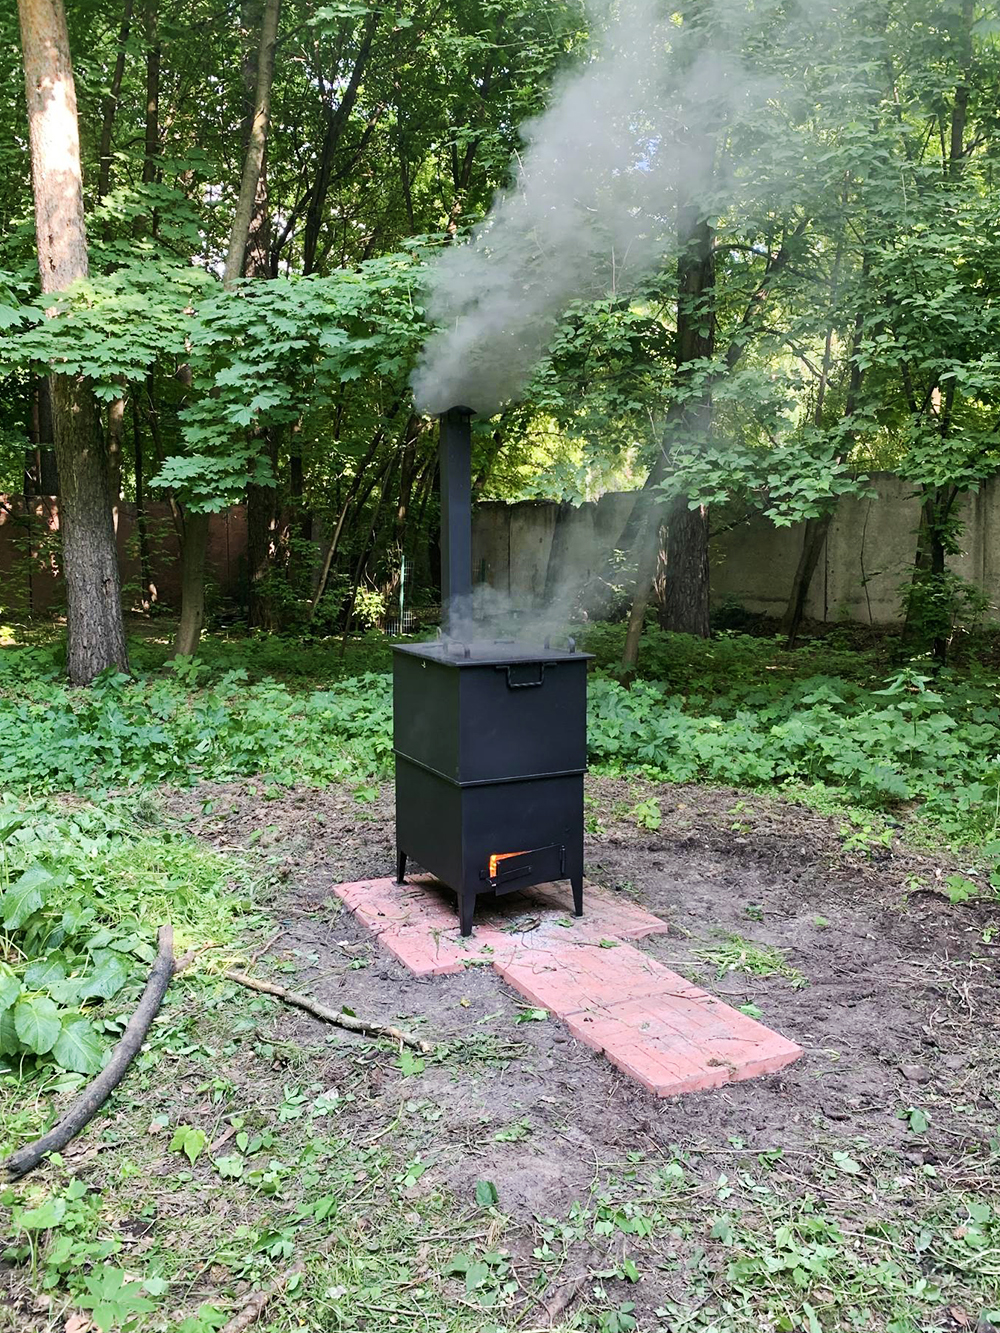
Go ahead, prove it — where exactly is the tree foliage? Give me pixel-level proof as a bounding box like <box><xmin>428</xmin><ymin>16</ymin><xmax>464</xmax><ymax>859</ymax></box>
<box><xmin>1</xmin><ymin>0</ymin><xmax>999</xmax><ymax>646</ymax></box>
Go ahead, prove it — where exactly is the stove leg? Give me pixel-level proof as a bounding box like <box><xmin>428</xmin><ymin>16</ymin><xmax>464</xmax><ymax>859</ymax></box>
<box><xmin>459</xmin><ymin>891</ymin><xmax>475</xmax><ymax>938</ymax></box>
<box><xmin>396</xmin><ymin>850</ymin><xmax>407</xmax><ymax>885</ymax></box>
<box><xmin>571</xmin><ymin>874</ymin><xmax>584</xmax><ymax>918</ymax></box>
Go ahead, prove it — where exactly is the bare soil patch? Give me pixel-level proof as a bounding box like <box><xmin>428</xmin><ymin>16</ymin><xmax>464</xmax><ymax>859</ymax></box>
<box><xmin>153</xmin><ymin>774</ymin><xmax>1000</xmax><ymax>1324</ymax></box>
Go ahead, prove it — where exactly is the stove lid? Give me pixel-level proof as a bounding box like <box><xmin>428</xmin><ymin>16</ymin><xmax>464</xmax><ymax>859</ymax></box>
<box><xmin>392</xmin><ymin>639</ymin><xmax>593</xmax><ymax>667</ymax></box>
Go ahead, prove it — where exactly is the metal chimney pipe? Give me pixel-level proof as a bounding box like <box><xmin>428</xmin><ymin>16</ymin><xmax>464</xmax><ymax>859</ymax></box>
<box><xmin>440</xmin><ymin>406</ymin><xmax>473</xmax><ymax>636</ymax></box>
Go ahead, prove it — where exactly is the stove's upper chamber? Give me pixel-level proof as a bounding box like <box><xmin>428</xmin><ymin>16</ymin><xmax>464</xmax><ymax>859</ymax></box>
<box><xmin>394</xmin><ymin>639</ymin><xmax>590</xmax><ymax>785</ymax></box>
<box><xmin>392</xmin><ymin>408</ymin><xmax>592</xmax><ymax>935</ymax></box>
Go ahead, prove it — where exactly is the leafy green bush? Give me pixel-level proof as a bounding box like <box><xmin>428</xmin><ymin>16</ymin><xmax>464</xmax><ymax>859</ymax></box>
<box><xmin>3</xmin><ymin>630</ymin><xmax>1000</xmax><ymax>851</ymax></box>
<box><xmin>586</xmin><ymin>667</ymin><xmax>1000</xmax><ymax>846</ymax></box>
<box><xmin>577</xmin><ymin>622</ymin><xmax>887</xmax><ymax>691</ymax></box>
<box><xmin>127</xmin><ymin>629</ymin><xmax>397</xmax><ymax>680</ymax></box>
<box><xmin>0</xmin><ymin>656</ymin><xmax>393</xmax><ymax>791</ymax></box>
<box><xmin>0</xmin><ymin>798</ymin><xmax>246</xmax><ymax>1081</ymax></box>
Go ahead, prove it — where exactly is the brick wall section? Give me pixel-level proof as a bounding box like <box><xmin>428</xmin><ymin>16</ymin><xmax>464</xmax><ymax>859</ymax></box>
<box><xmin>0</xmin><ymin>498</ymin><xmax>247</xmax><ymax>614</ymax></box>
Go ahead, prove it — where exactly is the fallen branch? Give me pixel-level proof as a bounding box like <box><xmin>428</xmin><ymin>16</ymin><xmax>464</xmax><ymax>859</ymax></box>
<box><xmin>222</xmin><ymin>969</ymin><xmax>431</xmax><ymax>1053</ymax></box>
<box><xmin>219</xmin><ymin>1262</ymin><xmax>305</xmax><ymax>1333</ymax></box>
<box><xmin>2</xmin><ymin>925</ymin><xmax>176</xmax><ymax>1182</ymax></box>
<box><xmin>540</xmin><ymin>1272</ymin><xmax>590</xmax><ymax>1326</ymax></box>
<box><xmin>173</xmin><ymin>940</ymin><xmax>221</xmax><ymax>976</ymax></box>
<box><xmin>218</xmin><ymin>1230</ymin><xmax>338</xmax><ymax>1332</ymax></box>
<box><xmin>242</xmin><ymin>929</ymin><xmax>284</xmax><ymax>970</ymax></box>
<box><xmin>208</xmin><ymin>1122</ymin><xmax>238</xmax><ymax>1155</ymax></box>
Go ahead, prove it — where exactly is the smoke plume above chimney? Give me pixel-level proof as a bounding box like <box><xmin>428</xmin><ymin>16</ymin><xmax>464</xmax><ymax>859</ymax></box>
<box><xmin>410</xmin><ymin>0</ymin><xmax>843</xmax><ymax>418</ymax></box>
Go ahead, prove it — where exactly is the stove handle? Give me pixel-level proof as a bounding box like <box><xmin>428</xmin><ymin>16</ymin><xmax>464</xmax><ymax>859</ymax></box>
<box><xmin>498</xmin><ymin>663</ymin><xmax>547</xmax><ymax>689</ymax></box>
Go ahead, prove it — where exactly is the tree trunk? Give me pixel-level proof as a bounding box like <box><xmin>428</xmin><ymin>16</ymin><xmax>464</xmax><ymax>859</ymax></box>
<box><xmin>18</xmin><ymin>0</ymin><xmax>129</xmax><ymax>683</ymax></box>
<box><xmin>171</xmin><ymin>0</ymin><xmax>279</xmax><ymax>655</ymax></box>
<box><xmin>289</xmin><ymin>427</ymin><xmax>303</xmax><ymax>502</ymax></box>
<box><xmin>142</xmin><ymin>2</ymin><xmax>159</xmax><ymax>185</ymax></box>
<box><xmin>655</xmin><ymin>194</ymin><xmax>716</xmax><ymax>638</ymax></box>
<box><xmin>174</xmin><ymin>511</ymin><xmax>209</xmax><ymax>656</ymax></box>
<box><xmin>901</xmin><ymin>7</ymin><xmax>973</xmax><ymax>664</ymax></box>
<box><xmin>782</xmin><ymin>244</ymin><xmax>864</xmax><ymax>646</ymax></box>
<box><xmin>394</xmin><ymin>415</ymin><xmax>422</xmax><ymax>546</ymax></box>
<box><xmin>928</xmin><ymin>488</ymin><xmax>957</xmax><ymax>666</ymax></box>
<box><xmin>96</xmin><ymin>0</ymin><xmax>133</xmax><ymax>201</ymax></box>
<box><xmin>949</xmin><ymin>0</ymin><xmax>974</xmax><ymax>180</ymax></box>
<box><xmin>132</xmin><ymin>394</ymin><xmax>154</xmax><ymax>605</ymax></box>
<box><xmin>222</xmin><ymin>0</ymin><xmax>281</xmax><ymax>287</ymax></box>
<box><xmin>50</xmin><ymin>376</ymin><xmax>129</xmax><ymax>679</ymax></box>
<box><xmin>107</xmin><ymin>390</ymin><xmax>125</xmax><ymax>512</ymax></box>
<box><xmin>301</xmin><ymin>12</ymin><xmax>378</xmax><ymax>275</ymax></box>
<box><xmin>246</xmin><ymin>432</ymin><xmax>278</xmax><ymax>628</ymax></box>
<box><xmin>781</xmin><ymin>514</ymin><xmax>831</xmax><ymax>646</ymax></box>
<box><xmin>660</xmin><ymin>500</ymin><xmax>711</xmax><ymax>637</ymax></box>
<box><xmin>621</xmin><ymin>512</ymin><xmax>661</xmax><ymax>674</ymax></box>
<box><xmin>622</xmin><ymin>204</ymin><xmax>715</xmax><ymax>668</ymax></box>
<box><xmin>239</xmin><ymin>0</ymin><xmax>280</xmax><ymax>628</ymax></box>
<box><xmin>138</xmin><ymin>0</ymin><xmax>160</xmax><ymax>239</ymax></box>
<box><xmin>24</xmin><ymin>377</ymin><xmax>59</xmax><ymax>495</ymax></box>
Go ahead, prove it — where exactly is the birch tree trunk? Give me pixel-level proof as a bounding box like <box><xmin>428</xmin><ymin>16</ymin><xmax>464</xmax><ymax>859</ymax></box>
<box><xmin>18</xmin><ymin>0</ymin><xmax>129</xmax><ymax>684</ymax></box>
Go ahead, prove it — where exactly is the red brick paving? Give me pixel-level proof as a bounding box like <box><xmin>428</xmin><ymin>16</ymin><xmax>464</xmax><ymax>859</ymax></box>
<box><xmin>331</xmin><ymin>875</ymin><xmax>802</xmax><ymax>1096</ymax></box>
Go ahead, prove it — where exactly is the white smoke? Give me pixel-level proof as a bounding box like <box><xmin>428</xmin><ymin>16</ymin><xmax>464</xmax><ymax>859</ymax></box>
<box><xmin>411</xmin><ymin>0</ymin><xmax>800</xmax><ymax>416</ymax></box>
<box><xmin>410</xmin><ymin>0</ymin><xmax>863</xmax><ymax>418</ymax></box>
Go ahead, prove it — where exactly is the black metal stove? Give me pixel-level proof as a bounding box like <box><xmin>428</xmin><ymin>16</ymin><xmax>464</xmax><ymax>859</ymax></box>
<box><xmin>392</xmin><ymin>407</ymin><xmax>592</xmax><ymax>935</ymax></box>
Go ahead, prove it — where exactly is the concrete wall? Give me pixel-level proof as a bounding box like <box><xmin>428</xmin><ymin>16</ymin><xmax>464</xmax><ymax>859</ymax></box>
<box><xmin>473</xmin><ymin>493</ymin><xmax>642</xmax><ymax>611</ymax></box>
<box><xmin>7</xmin><ymin>473</ymin><xmax>999</xmax><ymax>627</ymax></box>
<box><xmin>473</xmin><ymin>473</ymin><xmax>1000</xmax><ymax>625</ymax></box>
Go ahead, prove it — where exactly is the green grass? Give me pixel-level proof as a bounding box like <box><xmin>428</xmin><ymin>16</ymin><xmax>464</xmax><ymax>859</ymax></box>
<box><xmin>4</xmin><ymin>969</ymin><xmax>999</xmax><ymax>1333</ymax></box>
<box><xmin>694</xmin><ymin>934</ymin><xmax>808</xmax><ymax>987</ymax></box>
<box><xmin>1</xmin><ymin>623</ymin><xmax>999</xmax><ymax>1332</ymax></box>
<box><xmin>4</xmin><ymin>625</ymin><xmax>1000</xmax><ymax>863</ymax></box>
<box><xmin>4</xmin><ymin>1016</ymin><xmax>999</xmax><ymax>1333</ymax></box>
<box><xmin>0</xmin><ymin>794</ymin><xmax>257</xmax><ymax>1116</ymax></box>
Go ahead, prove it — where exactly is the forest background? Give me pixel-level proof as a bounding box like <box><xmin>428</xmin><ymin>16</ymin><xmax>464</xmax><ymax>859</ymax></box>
<box><xmin>3</xmin><ymin>0</ymin><xmax>1000</xmax><ymax>678</ymax></box>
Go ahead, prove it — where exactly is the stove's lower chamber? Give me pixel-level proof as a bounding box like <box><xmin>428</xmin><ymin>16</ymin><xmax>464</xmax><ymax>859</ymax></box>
<box><xmin>393</xmin><ymin>641</ymin><xmax>592</xmax><ymax>935</ymax></box>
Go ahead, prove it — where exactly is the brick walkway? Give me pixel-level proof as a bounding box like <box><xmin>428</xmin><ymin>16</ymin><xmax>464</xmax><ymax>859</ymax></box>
<box><xmin>332</xmin><ymin>875</ymin><xmax>802</xmax><ymax>1097</ymax></box>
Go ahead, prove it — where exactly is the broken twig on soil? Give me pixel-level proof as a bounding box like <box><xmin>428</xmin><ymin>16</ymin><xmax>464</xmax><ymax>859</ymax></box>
<box><xmin>219</xmin><ymin>1261</ymin><xmax>305</xmax><ymax>1333</ymax></box>
<box><xmin>173</xmin><ymin>940</ymin><xmax>221</xmax><ymax>975</ymax></box>
<box><xmin>539</xmin><ymin>1272</ymin><xmax>591</xmax><ymax>1327</ymax></box>
<box><xmin>222</xmin><ymin>969</ymin><xmax>432</xmax><ymax>1053</ymax></box>
<box><xmin>1</xmin><ymin>925</ymin><xmax>176</xmax><ymax>1182</ymax></box>
<box><xmin>216</xmin><ymin>1228</ymin><xmax>342</xmax><ymax>1331</ymax></box>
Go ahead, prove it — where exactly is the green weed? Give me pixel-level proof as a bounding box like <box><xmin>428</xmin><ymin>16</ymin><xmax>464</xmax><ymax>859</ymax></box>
<box><xmin>628</xmin><ymin>797</ymin><xmax>662</xmax><ymax>831</ymax></box>
<box><xmin>695</xmin><ymin>934</ymin><xmax>807</xmax><ymax>986</ymax></box>
<box><xmin>0</xmin><ymin>796</ymin><xmax>250</xmax><ymax>1116</ymax></box>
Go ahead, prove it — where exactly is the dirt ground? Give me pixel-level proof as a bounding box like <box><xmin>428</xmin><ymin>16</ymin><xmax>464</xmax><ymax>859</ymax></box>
<box><xmin>156</xmin><ymin>773</ymin><xmax>1000</xmax><ymax>1325</ymax></box>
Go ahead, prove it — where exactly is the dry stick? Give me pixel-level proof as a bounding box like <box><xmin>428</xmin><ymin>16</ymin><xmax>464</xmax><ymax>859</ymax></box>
<box><xmin>1</xmin><ymin>925</ymin><xmax>176</xmax><ymax>1182</ymax></box>
<box><xmin>217</xmin><ymin>1227</ymin><xmax>339</xmax><ymax>1333</ymax></box>
<box><xmin>537</xmin><ymin>1273</ymin><xmax>591</xmax><ymax>1330</ymax></box>
<box><xmin>243</xmin><ymin>929</ymin><xmax>283</xmax><ymax>970</ymax></box>
<box><xmin>219</xmin><ymin>1262</ymin><xmax>305</xmax><ymax>1333</ymax></box>
<box><xmin>222</xmin><ymin>969</ymin><xmax>431</xmax><ymax>1053</ymax></box>
<box><xmin>172</xmin><ymin>940</ymin><xmax>222</xmax><ymax>975</ymax></box>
